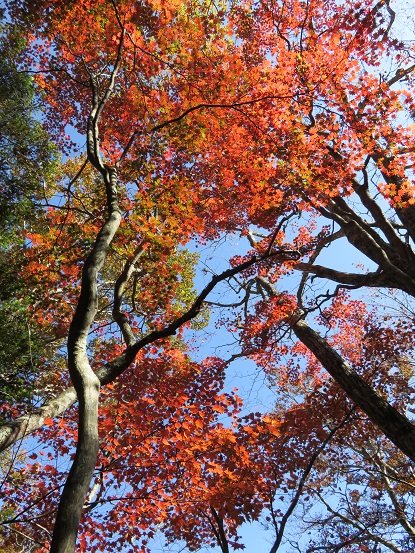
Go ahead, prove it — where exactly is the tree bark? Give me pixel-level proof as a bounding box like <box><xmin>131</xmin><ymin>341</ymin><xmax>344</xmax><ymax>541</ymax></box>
<box><xmin>293</xmin><ymin>318</ymin><xmax>415</xmax><ymax>463</ymax></box>
<box><xmin>256</xmin><ymin>276</ymin><xmax>415</xmax><ymax>462</ymax></box>
<box><xmin>0</xmin><ymin>253</ymin><xmax>274</xmax><ymax>453</ymax></box>
<box><xmin>0</xmin><ymin>387</ymin><xmax>78</xmax><ymax>452</ymax></box>
<box><xmin>49</xmin><ymin>165</ymin><xmax>122</xmax><ymax>553</ymax></box>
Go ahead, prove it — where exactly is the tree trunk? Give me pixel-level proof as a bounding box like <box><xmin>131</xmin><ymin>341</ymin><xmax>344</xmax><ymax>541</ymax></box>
<box><xmin>293</xmin><ymin>318</ymin><xmax>415</xmax><ymax>463</ymax></box>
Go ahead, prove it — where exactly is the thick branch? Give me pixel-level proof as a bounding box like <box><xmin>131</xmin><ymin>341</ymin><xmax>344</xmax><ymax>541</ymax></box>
<box><xmin>0</xmin><ymin>253</ymin><xmax>279</xmax><ymax>452</ymax></box>
<box><xmin>351</xmin><ymin>178</ymin><xmax>408</xmax><ymax>256</ymax></box>
<box><xmin>294</xmin><ymin>263</ymin><xmax>388</xmax><ymax>287</ymax></box>
<box><xmin>323</xmin><ymin>199</ymin><xmax>415</xmax><ymax>295</ymax></box>
<box><xmin>292</xmin><ymin>318</ymin><xmax>415</xmax><ymax>463</ymax></box>
<box><xmin>256</xmin><ymin>276</ymin><xmax>415</xmax><ymax>462</ymax></box>
<box><xmin>0</xmin><ymin>387</ymin><xmax>78</xmax><ymax>452</ymax></box>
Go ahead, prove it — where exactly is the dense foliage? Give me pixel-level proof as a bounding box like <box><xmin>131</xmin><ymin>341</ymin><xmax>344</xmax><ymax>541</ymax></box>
<box><xmin>0</xmin><ymin>21</ymin><xmax>58</xmax><ymax>411</ymax></box>
<box><xmin>1</xmin><ymin>0</ymin><xmax>415</xmax><ymax>552</ymax></box>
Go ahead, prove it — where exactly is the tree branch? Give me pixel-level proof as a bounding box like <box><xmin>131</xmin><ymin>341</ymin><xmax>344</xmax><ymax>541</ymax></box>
<box><xmin>268</xmin><ymin>419</ymin><xmax>348</xmax><ymax>553</ymax></box>
<box><xmin>294</xmin><ymin>263</ymin><xmax>388</xmax><ymax>287</ymax></box>
<box><xmin>0</xmin><ymin>252</ymin><xmax>283</xmax><ymax>452</ymax></box>
<box><xmin>292</xmin><ymin>318</ymin><xmax>415</xmax><ymax>463</ymax></box>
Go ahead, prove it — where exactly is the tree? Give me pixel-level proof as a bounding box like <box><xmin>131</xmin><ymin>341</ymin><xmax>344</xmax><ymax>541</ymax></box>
<box><xmin>263</xmin><ymin>302</ymin><xmax>415</xmax><ymax>552</ymax></box>
<box><xmin>0</xmin><ymin>19</ymin><xmax>58</xmax><ymax>415</ymax></box>
<box><xmin>1</xmin><ymin>0</ymin><xmax>415</xmax><ymax>552</ymax></box>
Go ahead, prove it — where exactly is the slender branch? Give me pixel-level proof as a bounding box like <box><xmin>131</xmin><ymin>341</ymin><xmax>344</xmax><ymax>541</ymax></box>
<box><xmin>373</xmin><ymin>456</ymin><xmax>415</xmax><ymax>539</ymax></box>
<box><xmin>112</xmin><ymin>240</ymin><xmax>148</xmax><ymax>347</ymax></box>
<box><xmin>87</xmin><ymin>31</ymin><xmax>125</xmax><ymax>174</ymax></box>
<box><xmin>268</xmin><ymin>419</ymin><xmax>348</xmax><ymax>553</ymax></box>
<box><xmin>209</xmin><ymin>506</ymin><xmax>230</xmax><ymax>553</ymax></box>
<box><xmin>309</xmin><ymin>489</ymin><xmax>403</xmax><ymax>553</ymax></box>
<box><xmin>117</xmin><ymin>94</ymin><xmax>300</xmax><ymax>165</ymax></box>
<box><xmin>296</xmin><ymin>228</ymin><xmax>344</xmax><ymax>306</ymax></box>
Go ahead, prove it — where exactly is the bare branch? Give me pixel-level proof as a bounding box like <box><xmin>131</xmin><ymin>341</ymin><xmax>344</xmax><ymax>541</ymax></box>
<box><xmin>268</xmin><ymin>418</ymin><xmax>349</xmax><ymax>553</ymax></box>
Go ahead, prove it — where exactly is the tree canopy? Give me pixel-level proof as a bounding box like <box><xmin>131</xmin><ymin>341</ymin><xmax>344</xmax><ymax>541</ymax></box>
<box><xmin>1</xmin><ymin>0</ymin><xmax>415</xmax><ymax>552</ymax></box>
<box><xmin>0</xmin><ymin>19</ymin><xmax>58</xmax><ymax>414</ymax></box>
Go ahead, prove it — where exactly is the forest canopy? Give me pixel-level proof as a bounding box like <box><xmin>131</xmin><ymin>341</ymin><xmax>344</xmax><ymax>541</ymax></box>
<box><xmin>1</xmin><ymin>0</ymin><xmax>415</xmax><ymax>552</ymax></box>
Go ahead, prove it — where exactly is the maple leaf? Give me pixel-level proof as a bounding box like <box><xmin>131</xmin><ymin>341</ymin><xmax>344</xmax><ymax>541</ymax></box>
<box><xmin>2</xmin><ymin>1</ymin><xmax>415</xmax><ymax>552</ymax></box>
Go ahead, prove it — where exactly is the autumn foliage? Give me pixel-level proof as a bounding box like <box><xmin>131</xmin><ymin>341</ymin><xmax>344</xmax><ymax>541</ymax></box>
<box><xmin>1</xmin><ymin>0</ymin><xmax>415</xmax><ymax>552</ymax></box>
